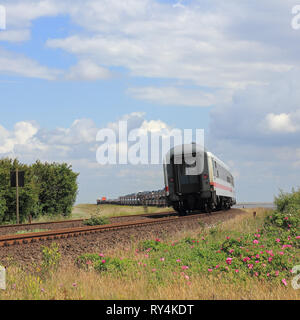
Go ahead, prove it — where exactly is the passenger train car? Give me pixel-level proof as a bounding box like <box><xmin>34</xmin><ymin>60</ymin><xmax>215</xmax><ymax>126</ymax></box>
<box><xmin>163</xmin><ymin>143</ymin><xmax>236</xmax><ymax>215</ymax></box>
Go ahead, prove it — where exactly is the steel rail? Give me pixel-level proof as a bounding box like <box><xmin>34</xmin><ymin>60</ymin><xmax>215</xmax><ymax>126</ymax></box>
<box><xmin>0</xmin><ymin>211</ymin><xmax>206</xmax><ymax>247</ymax></box>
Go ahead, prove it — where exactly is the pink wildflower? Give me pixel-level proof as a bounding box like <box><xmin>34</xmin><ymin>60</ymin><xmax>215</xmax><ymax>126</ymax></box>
<box><xmin>282</xmin><ymin>279</ymin><xmax>287</xmax><ymax>286</ymax></box>
<box><xmin>215</xmin><ymin>265</ymin><xmax>219</xmax><ymax>269</ymax></box>
<box><xmin>275</xmin><ymin>238</ymin><xmax>281</xmax><ymax>243</ymax></box>
<box><xmin>248</xmin><ymin>264</ymin><xmax>253</xmax><ymax>269</ymax></box>
<box><xmin>98</xmin><ymin>253</ymin><xmax>104</xmax><ymax>257</ymax></box>
<box><xmin>279</xmin><ymin>251</ymin><xmax>284</xmax><ymax>255</ymax></box>
<box><xmin>226</xmin><ymin>257</ymin><xmax>233</xmax><ymax>265</ymax></box>
<box><xmin>253</xmin><ymin>239</ymin><xmax>259</xmax><ymax>244</ymax></box>
<box><xmin>101</xmin><ymin>259</ymin><xmax>106</xmax><ymax>264</ymax></box>
<box><xmin>208</xmin><ymin>268</ymin><xmax>213</xmax><ymax>272</ymax></box>
<box><xmin>235</xmin><ymin>269</ymin><xmax>239</xmax><ymax>273</ymax></box>
<box><xmin>182</xmin><ymin>266</ymin><xmax>189</xmax><ymax>270</ymax></box>
<box><xmin>160</xmin><ymin>257</ymin><xmax>165</xmax><ymax>261</ymax></box>
<box><xmin>176</xmin><ymin>259</ymin><xmax>181</xmax><ymax>263</ymax></box>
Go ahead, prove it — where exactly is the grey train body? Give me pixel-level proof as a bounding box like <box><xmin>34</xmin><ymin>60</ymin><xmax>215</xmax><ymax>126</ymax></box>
<box><xmin>163</xmin><ymin>144</ymin><xmax>236</xmax><ymax>215</ymax></box>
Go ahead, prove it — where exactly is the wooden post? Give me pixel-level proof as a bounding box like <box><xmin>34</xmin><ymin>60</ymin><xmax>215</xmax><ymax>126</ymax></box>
<box><xmin>16</xmin><ymin>167</ymin><xmax>19</xmax><ymax>224</ymax></box>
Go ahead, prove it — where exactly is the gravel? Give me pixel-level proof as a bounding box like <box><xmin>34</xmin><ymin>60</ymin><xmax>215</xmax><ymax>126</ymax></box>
<box><xmin>0</xmin><ymin>208</ymin><xmax>246</xmax><ymax>267</ymax></box>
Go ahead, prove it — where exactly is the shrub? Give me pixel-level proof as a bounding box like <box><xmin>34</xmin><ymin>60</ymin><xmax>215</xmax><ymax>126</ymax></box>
<box><xmin>41</xmin><ymin>243</ymin><xmax>61</xmax><ymax>276</ymax></box>
<box><xmin>83</xmin><ymin>216</ymin><xmax>110</xmax><ymax>226</ymax></box>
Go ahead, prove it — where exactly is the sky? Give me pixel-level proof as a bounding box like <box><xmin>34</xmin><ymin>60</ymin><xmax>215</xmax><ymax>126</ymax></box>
<box><xmin>0</xmin><ymin>0</ymin><xmax>300</xmax><ymax>203</ymax></box>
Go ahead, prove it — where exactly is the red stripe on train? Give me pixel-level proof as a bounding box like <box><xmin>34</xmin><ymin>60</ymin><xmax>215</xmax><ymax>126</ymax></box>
<box><xmin>210</xmin><ymin>182</ymin><xmax>233</xmax><ymax>192</ymax></box>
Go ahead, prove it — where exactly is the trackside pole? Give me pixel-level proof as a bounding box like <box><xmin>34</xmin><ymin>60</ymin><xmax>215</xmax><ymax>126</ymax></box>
<box><xmin>16</xmin><ymin>167</ymin><xmax>19</xmax><ymax>224</ymax></box>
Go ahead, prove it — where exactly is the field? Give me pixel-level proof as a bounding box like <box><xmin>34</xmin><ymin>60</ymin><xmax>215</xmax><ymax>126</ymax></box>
<box><xmin>0</xmin><ymin>207</ymin><xmax>299</xmax><ymax>300</ymax></box>
<box><xmin>29</xmin><ymin>204</ymin><xmax>173</xmax><ymax>223</ymax></box>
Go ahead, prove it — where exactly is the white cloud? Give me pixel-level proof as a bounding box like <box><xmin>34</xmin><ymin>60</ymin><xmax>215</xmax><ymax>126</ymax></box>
<box><xmin>265</xmin><ymin>113</ymin><xmax>299</xmax><ymax>133</ymax></box>
<box><xmin>0</xmin><ymin>48</ymin><xmax>62</xmax><ymax>80</ymax></box>
<box><xmin>0</xmin><ymin>29</ymin><xmax>30</xmax><ymax>42</ymax></box>
<box><xmin>65</xmin><ymin>60</ymin><xmax>111</xmax><ymax>81</ymax></box>
<box><xmin>128</xmin><ymin>86</ymin><xmax>232</xmax><ymax>107</ymax></box>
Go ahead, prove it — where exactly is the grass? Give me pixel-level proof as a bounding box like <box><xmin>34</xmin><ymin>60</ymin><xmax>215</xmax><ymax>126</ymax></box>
<box><xmin>0</xmin><ymin>207</ymin><xmax>299</xmax><ymax>300</ymax></box>
<box><xmin>15</xmin><ymin>229</ymin><xmax>49</xmax><ymax>235</ymax></box>
<box><xmin>29</xmin><ymin>204</ymin><xmax>173</xmax><ymax>223</ymax></box>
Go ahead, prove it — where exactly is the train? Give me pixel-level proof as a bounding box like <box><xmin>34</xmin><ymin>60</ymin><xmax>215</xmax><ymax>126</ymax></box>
<box><xmin>163</xmin><ymin>143</ymin><xmax>236</xmax><ymax>215</ymax></box>
<box><xmin>96</xmin><ymin>189</ymin><xmax>168</xmax><ymax>207</ymax></box>
<box><xmin>97</xmin><ymin>143</ymin><xmax>236</xmax><ymax>215</ymax></box>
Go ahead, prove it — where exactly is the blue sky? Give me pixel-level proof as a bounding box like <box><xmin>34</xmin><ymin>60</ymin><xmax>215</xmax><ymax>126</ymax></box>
<box><xmin>1</xmin><ymin>0</ymin><xmax>300</xmax><ymax>203</ymax></box>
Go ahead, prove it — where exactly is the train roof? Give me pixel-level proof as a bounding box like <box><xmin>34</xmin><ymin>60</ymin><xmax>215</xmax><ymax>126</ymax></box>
<box><xmin>164</xmin><ymin>143</ymin><xmax>232</xmax><ymax>173</ymax></box>
<box><xmin>206</xmin><ymin>151</ymin><xmax>231</xmax><ymax>172</ymax></box>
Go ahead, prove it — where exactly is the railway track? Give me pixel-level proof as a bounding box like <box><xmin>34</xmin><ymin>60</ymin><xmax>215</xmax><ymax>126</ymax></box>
<box><xmin>0</xmin><ymin>210</ymin><xmax>175</xmax><ymax>236</ymax></box>
<box><xmin>0</xmin><ymin>210</ymin><xmax>215</xmax><ymax>247</ymax></box>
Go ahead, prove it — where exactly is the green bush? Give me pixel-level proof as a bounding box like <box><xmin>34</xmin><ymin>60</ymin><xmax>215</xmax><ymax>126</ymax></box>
<box><xmin>83</xmin><ymin>216</ymin><xmax>110</xmax><ymax>226</ymax></box>
<box><xmin>0</xmin><ymin>158</ymin><xmax>79</xmax><ymax>223</ymax></box>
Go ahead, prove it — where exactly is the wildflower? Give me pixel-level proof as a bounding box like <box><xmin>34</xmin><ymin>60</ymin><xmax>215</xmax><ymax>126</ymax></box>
<box><xmin>72</xmin><ymin>283</ymin><xmax>77</xmax><ymax>287</ymax></box>
<box><xmin>284</xmin><ymin>217</ymin><xmax>288</xmax><ymax>220</ymax></box>
<box><xmin>190</xmin><ymin>246</ymin><xmax>194</xmax><ymax>249</ymax></box>
<box><xmin>143</xmin><ymin>263</ymin><xmax>147</xmax><ymax>267</ymax></box>
<box><xmin>226</xmin><ymin>257</ymin><xmax>233</xmax><ymax>265</ymax></box>
<box><xmin>226</xmin><ymin>236</ymin><xmax>230</xmax><ymax>240</ymax></box>
<box><xmin>229</xmin><ymin>249</ymin><xmax>234</xmax><ymax>254</ymax></box>
<box><xmin>255</xmin><ymin>260</ymin><xmax>260</xmax><ymax>264</ymax></box>
<box><xmin>152</xmin><ymin>268</ymin><xmax>156</xmax><ymax>272</ymax></box>
<box><xmin>267</xmin><ymin>273</ymin><xmax>270</xmax><ymax>277</ymax></box>
<box><xmin>208</xmin><ymin>268</ymin><xmax>213</xmax><ymax>272</ymax></box>
<box><xmin>86</xmin><ymin>260</ymin><xmax>92</xmax><ymax>265</ymax></box>
<box><xmin>243</xmin><ymin>257</ymin><xmax>250</xmax><ymax>262</ymax></box>
<box><xmin>144</xmin><ymin>254</ymin><xmax>149</xmax><ymax>258</ymax></box>
<box><xmin>254</xmin><ymin>272</ymin><xmax>259</xmax><ymax>277</ymax></box>
<box><xmin>262</xmin><ymin>264</ymin><xmax>266</xmax><ymax>267</ymax></box>
<box><xmin>155</xmin><ymin>238</ymin><xmax>161</xmax><ymax>242</ymax></box>
<box><xmin>215</xmin><ymin>265</ymin><xmax>219</xmax><ymax>269</ymax></box>
<box><xmin>101</xmin><ymin>259</ymin><xmax>106</xmax><ymax>264</ymax></box>
<box><xmin>296</xmin><ymin>236</ymin><xmax>300</xmax><ymax>239</ymax></box>
<box><xmin>41</xmin><ymin>288</ymin><xmax>45</xmax><ymax>293</ymax></box>
<box><xmin>275</xmin><ymin>238</ymin><xmax>281</xmax><ymax>243</ymax></box>
<box><xmin>248</xmin><ymin>264</ymin><xmax>253</xmax><ymax>269</ymax></box>
<box><xmin>98</xmin><ymin>253</ymin><xmax>104</xmax><ymax>257</ymax></box>
<box><xmin>282</xmin><ymin>279</ymin><xmax>287</xmax><ymax>286</ymax></box>
<box><xmin>279</xmin><ymin>252</ymin><xmax>284</xmax><ymax>255</ymax></box>
<box><xmin>182</xmin><ymin>266</ymin><xmax>189</xmax><ymax>270</ymax></box>
<box><xmin>253</xmin><ymin>239</ymin><xmax>259</xmax><ymax>244</ymax></box>
<box><xmin>256</xmin><ymin>254</ymin><xmax>260</xmax><ymax>258</ymax></box>
<box><xmin>268</xmin><ymin>257</ymin><xmax>272</xmax><ymax>262</ymax></box>
<box><xmin>176</xmin><ymin>259</ymin><xmax>181</xmax><ymax>263</ymax></box>
<box><xmin>275</xmin><ymin>270</ymin><xmax>279</xmax><ymax>276</ymax></box>
<box><xmin>160</xmin><ymin>257</ymin><xmax>165</xmax><ymax>262</ymax></box>
<box><xmin>235</xmin><ymin>269</ymin><xmax>239</xmax><ymax>273</ymax></box>
<box><xmin>185</xmin><ymin>275</ymin><xmax>190</xmax><ymax>280</ymax></box>
<box><xmin>187</xmin><ymin>282</ymin><xmax>192</xmax><ymax>286</ymax></box>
